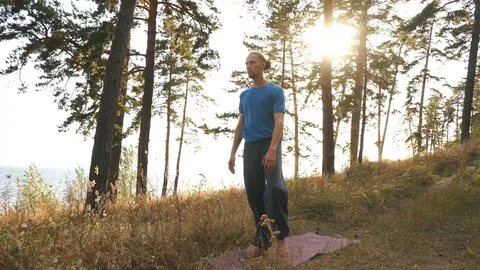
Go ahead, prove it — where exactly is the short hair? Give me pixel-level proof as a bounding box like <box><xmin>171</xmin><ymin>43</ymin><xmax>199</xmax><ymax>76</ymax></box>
<box><xmin>248</xmin><ymin>51</ymin><xmax>271</xmax><ymax>70</ymax></box>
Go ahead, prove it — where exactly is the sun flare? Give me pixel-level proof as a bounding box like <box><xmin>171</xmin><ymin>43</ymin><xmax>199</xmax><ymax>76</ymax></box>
<box><xmin>303</xmin><ymin>20</ymin><xmax>356</xmax><ymax>61</ymax></box>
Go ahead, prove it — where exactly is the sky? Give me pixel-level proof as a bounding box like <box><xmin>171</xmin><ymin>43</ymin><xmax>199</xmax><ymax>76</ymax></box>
<box><xmin>0</xmin><ymin>1</ymin><xmax>469</xmax><ymax>193</ymax></box>
<box><xmin>0</xmin><ymin>0</ymin><xmax>257</xmax><ymax>193</ymax></box>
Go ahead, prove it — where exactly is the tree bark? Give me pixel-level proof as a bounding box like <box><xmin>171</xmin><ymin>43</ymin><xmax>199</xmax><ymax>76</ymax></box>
<box><xmin>445</xmin><ymin>120</ymin><xmax>448</xmax><ymax>146</ymax></box>
<box><xmin>108</xmin><ymin>42</ymin><xmax>131</xmax><ymax>203</ymax></box>
<box><xmin>350</xmin><ymin>4</ymin><xmax>367</xmax><ymax>166</ymax></box>
<box><xmin>417</xmin><ymin>23</ymin><xmax>434</xmax><ymax>154</ymax></box>
<box><xmin>289</xmin><ymin>41</ymin><xmax>300</xmax><ymax>179</ymax></box>
<box><xmin>358</xmin><ymin>49</ymin><xmax>368</xmax><ymax>164</ymax></box>
<box><xmin>456</xmin><ymin>97</ymin><xmax>460</xmax><ymax>139</ymax></box>
<box><xmin>380</xmin><ymin>42</ymin><xmax>403</xmax><ymax>160</ymax></box>
<box><xmin>174</xmin><ymin>68</ymin><xmax>190</xmax><ymax>195</ymax></box>
<box><xmin>281</xmin><ymin>39</ymin><xmax>286</xmax><ymax>88</ymax></box>
<box><xmin>136</xmin><ymin>0</ymin><xmax>158</xmax><ymax>196</ymax></box>
<box><xmin>321</xmin><ymin>0</ymin><xmax>335</xmax><ymax>175</ymax></box>
<box><xmin>377</xmin><ymin>85</ymin><xmax>382</xmax><ymax>161</ymax></box>
<box><xmin>162</xmin><ymin>52</ymin><xmax>174</xmax><ymax>197</ymax></box>
<box><xmin>425</xmin><ymin>128</ymin><xmax>430</xmax><ymax>154</ymax></box>
<box><xmin>334</xmin><ymin>80</ymin><xmax>346</xmax><ymax>146</ymax></box>
<box><xmin>85</xmin><ymin>0</ymin><xmax>136</xmax><ymax>213</ymax></box>
<box><xmin>408</xmin><ymin>120</ymin><xmax>416</xmax><ymax>157</ymax></box>
<box><xmin>461</xmin><ymin>0</ymin><xmax>480</xmax><ymax>143</ymax></box>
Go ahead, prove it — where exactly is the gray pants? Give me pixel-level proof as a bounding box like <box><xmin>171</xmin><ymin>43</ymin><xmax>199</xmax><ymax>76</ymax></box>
<box><xmin>243</xmin><ymin>138</ymin><xmax>289</xmax><ymax>248</ymax></box>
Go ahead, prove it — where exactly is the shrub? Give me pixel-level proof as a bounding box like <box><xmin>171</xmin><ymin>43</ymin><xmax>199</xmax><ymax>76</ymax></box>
<box><xmin>63</xmin><ymin>166</ymin><xmax>88</xmax><ymax>212</ymax></box>
<box><xmin>16</xmin><ymin>164</ymin><xmax>57</xmax><ymax>215</ymax></box>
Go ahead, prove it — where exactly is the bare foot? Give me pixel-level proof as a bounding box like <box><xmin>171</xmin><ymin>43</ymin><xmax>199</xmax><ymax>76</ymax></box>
<box><xmin>277</xmin><ymin>240</ymin><xmax>288</xmax><ymax>258</ymax></box>
<box><xmin>246</xmin><ymin>246</ymin><xmax>264</xmax><ymax>258</ymax></box>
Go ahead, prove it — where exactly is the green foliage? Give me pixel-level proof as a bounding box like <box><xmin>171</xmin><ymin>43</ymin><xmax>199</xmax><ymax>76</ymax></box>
<box><xmin>402</xmin><ymin>0</ymin><xmax>439</xmax><ymax>32</ymax></box>
<box><xmin>438</xmin><ymin>9</ymin><xmax>473</xmax><ymax>59</ymax></box>
<box><xmin>16</xmin><ymin>164</ymin><xmax>56</xmax><ymax>214</ymax></box>
<box><xmin>117</xmin><ymin>145</ymin><xmax>137</xmax><ymax>199</ymax></box>
<box><xmin>0</xmin><ymin>0</ymin><xmax>114</xmax><ymax>137</ymax></box>
<box><xmin>197</xmin><ymin>123</ymin><xmax>235</xmax><ymax>139</ymax></box>
<box><xmin>155</xmin><ymin>2</ymin><xmax>220</xmax><ymax>148</ymax></box>
<box><xmin>469</xmin><ymin>66</ymin><xmax>480</xmax><ymax>139</ymax></box>
<box><xmin>63</xmin><ymin>166</ymin><xmax>88</xmax><ymax>212</ymax></box>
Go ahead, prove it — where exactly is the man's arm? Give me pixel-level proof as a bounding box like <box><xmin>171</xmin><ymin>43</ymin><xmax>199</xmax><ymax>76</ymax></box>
<box><xmin>263</xmin><ymin>112</ymin><xmax>284</xmax><ymax>173</ymax></box>
<box><xmin>229</xmin><ymin>114</ymin><xmax>244</xmax><ymax>174</ymax></box>
<box><xmin>231</xmin><ymin>114</ymin><xmax>244</xmax><ymax>157</ymax></box>
<box><xmin>269</xmin><ymin>112</ymin><xmax>284</xmax><ymax>151</ymax></box>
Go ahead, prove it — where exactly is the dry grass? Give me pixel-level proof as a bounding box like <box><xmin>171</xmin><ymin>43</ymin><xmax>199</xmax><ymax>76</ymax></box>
<box><xmin>1</xmin><ymin>188</ymin><xmax>254</xmax><ymax>269</ymax></box>
<box><xmin>1</xmin><ymin>141</ymin><xmax>480</xmax><ymax>269</ymax></box>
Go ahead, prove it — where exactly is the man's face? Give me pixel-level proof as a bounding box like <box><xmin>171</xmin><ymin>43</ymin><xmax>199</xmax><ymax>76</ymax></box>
<box><xmin>245</xmin><ymin>54</ymin><xmax>265</xmax><ymax>79</ymax></box>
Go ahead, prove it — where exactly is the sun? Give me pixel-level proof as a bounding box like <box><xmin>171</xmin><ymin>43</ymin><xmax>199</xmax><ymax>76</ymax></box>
<box><xmin>302</xmin><ymin>19</ymin><xmax>356</xmax><ymax>61</ymax></box>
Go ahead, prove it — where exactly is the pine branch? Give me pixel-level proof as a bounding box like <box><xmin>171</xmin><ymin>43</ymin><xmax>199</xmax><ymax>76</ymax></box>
<box><xmin>133</xmin><ymin>16</ymin><xmax>148</xmax><ymax>22</ymax></box>
<box><xmin>136</xmin><ymin>4</ymin><xmax>149</xmax><ymax>12</ymax></box>
<box><xmin>438</xmin><ymin>0</ymin><xmax>459</xmax><ymax>11</ymax></box>
<box><xmin>0</xmin><ymin>32</ymin><xmax>19</xmax><ymax>41</ymax></box>
<box><xmin>158</xmin><ymin>1</ymin><xmax>195</xmax><ymax>21</ymax></box>
<box><xmin>125</xmin><ymin>66</ymin><xmax>145</xmax><ymax>76</ymax></box>
<box><xmin>128</xmin><ymin>52</ymin><xmax>147</xmax><ymax>57</ymax></box>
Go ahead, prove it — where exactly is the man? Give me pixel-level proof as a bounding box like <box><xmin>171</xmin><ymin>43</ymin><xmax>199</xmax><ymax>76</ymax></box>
<box><xmin>228</xmin><ymin>51</ymin><xmax>289</xmax><ymax>258</ymax></box>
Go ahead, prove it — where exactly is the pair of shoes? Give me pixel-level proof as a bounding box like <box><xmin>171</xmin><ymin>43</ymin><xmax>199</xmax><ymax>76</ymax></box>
<box><xmin>246</xmin><ymin>245</ymin><xmax>265</xmax><ymax>258</ymax></box>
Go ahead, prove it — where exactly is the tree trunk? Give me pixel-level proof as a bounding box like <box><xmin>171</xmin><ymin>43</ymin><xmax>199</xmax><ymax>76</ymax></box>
<box><xmin>380</xmin><ymin>42</ymin><xmax>403</xmax><ymax>160</ymax></box>
<box><xmin>289</xmin><ymin>41</ymin><xmax>300</xmax><ymax>179</ymax></box>
<box><xmin>446</xmin><ymin>120</ymin><xmax>449</xmax><ymax>143</ymax></box>
<box><xmin>377</xmin><ymin>85</ymin><xmax>382</xmax><ymax>161</ymax></box>
<box><xmin>408</xmin><ymin>121</ymin><xmax>416</xmax><ymax>157</ymax></box>
<box><xmin>136</xmin><ymin>0</ymin><xmax>158</xmax><ymax>196</ymax></box>
<box><xmin>350</xmin><ymin>4</ymin><xmax>367</xmax><ymax>166</ymax></box>
<box><xmin>108</xmin><ymin>42</ymin><xmax>131</xmax><ymax>203</ymax></box>
<box><xmin>162</xmin><ymin>52</ymin><xmax>174</xmax><ymax>197</ymax></box>
<box><xmin>334</xmin><ymin>80</ymin><xmax>346</xmax><ymax>146</ymax></box>
<box><xmin>85</xmin><ymin>0</ymin><xmax>136</xmax><ymax>213</ymax></box>
<box><xmin>425</xmin><ymin>128</ymin><xmax>430</xmax><ymax>154</ymax></box>
<box><xmin>281</xmin><ymin>40</ymin><xmax>286</xmax><ymax>88</ymax></box>
<box><xmin>417</xmin><ymin>23</ymin><xmax>434</xmax><ymax>154</ymax></box>
<box><xmin>443</xmin><ymin>113</ymin><xmax>448</xmax><ymax>147</ymax></box>
<box><xmin>358</xmin><ymin>51</ymin><xmax>368</xmax><ymax>164</ymax></box>
<box><xmin>461</xmin><ymin>0</ymin><xmax>480</xmax><ymax>143</ymax></box>
<box><xmin>174</xmin><ymin>69</ymin><xmax>190</xmax><ymax>195</ymax></box>
<box><xmin>456</xmin><ymin>97</ymin><xmax>460</xmax><ymax>139</ymax></box>
<box><xmin>436</xmin><ymin>114</ymin><xmax>440</xmax><ymax>149</ymax></box>
<box><xmin>321</xmin><ymin>0</ymin><xmax>335</xmax><ymax>175</ymax></box>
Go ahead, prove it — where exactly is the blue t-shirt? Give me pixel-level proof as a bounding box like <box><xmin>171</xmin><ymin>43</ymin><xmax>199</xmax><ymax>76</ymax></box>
<box><xmin>239</xmin><ymin>82</ymin><xmax>285</xmax><ymax>142</ymax></box>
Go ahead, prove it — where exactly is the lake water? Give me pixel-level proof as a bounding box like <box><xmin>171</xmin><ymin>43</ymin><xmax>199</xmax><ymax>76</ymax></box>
<box><xmin>0</xmin><ymin>165</ymin><xmax>240</xmax><ymax>207</ymax></box>
<box><xmin>0</xmin><ymin>166</ymin><xmax>79</xmax><ymax>205</ymax></box>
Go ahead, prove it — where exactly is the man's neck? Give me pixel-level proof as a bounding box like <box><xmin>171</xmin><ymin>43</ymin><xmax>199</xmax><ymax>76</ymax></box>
<box><xmin>252</xmin><ymin>77</ymin><xmax>269</xmax><ymax>88</ymax></box>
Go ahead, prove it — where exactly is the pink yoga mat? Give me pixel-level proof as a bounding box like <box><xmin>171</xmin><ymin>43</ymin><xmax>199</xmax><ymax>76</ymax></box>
<box><xmin>205</xmin><ymin>232</ymin><xmax>360</xmax><ymax>268</ymax></box>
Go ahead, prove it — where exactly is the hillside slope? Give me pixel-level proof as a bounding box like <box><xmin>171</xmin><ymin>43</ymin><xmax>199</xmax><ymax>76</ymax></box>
<box><xmin>1</xmin><ymin>142</ymin><xmax>480</xmax><ymax>269</ymax></box>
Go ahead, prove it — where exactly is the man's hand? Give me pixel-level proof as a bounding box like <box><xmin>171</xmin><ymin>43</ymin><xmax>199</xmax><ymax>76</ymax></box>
<box><xmin>228</xmin><ymin>155</ymin><xmax>236</xmax><ymax>174</ymax></box>
<box><xmin>262</xmin><ymin>149</ymin><xmax>276</xmax><ymax>173</ymax></box>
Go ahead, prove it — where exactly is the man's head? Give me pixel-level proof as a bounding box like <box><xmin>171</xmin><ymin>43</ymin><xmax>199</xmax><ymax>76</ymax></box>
<box><xmin>245</xmin><ymin>51</ymin><xmax>271</xmax><ymax>79</ymax></box>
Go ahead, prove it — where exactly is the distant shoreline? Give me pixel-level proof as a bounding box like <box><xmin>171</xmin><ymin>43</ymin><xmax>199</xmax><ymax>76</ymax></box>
<box><xmin>0</xmin><ymin>165</ymin><xmax>88</xmax><ymax>171</ymax></box>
